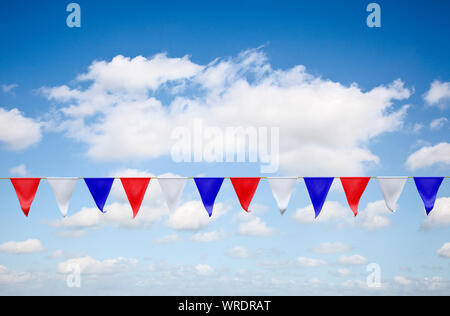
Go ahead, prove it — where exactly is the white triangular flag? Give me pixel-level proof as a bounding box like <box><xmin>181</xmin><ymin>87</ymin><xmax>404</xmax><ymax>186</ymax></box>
<box><xmin>268</xmin><ymin>177</ymin><xmax>297</xmax><ymax>215</ymax></box>
<box><xmin>158</xmin><ymin>178</ymin><xmax>187</xmax><ymax>211</ymax></box>
<box><xmin>48</xmin><ymin>178</ymin><xmax>78</xmax><ymax>217</ymax></box>
<box><xmin>377</xmin><ymin>176</ymin><xmax>407</xmax><ymax>212</ymax></box>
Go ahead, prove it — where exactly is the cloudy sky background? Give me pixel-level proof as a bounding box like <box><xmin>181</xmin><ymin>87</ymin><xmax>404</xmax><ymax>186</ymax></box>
<box><xmin>0</xmin><ymin>0</ymin><xmax>449</xmax><ymax>295</ymax></box>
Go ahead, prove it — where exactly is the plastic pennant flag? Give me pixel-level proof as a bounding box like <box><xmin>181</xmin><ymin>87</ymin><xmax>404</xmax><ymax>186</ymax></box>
<box><xmin>414</xmin><ymin>177</ymin><xmax>444</xmax><ymax>215</ymax></box>
<box><xmin>377</xmin><ymin>177</ymin><xmax>407</xmax><ymax>212</ymax></box>
<box><xmin>194</xmin><ymin>178</ymin><xmax>224</xmax><ymax>217</ymax></box>
<box><xmin>158</xmin><ymin>178</ymin><xmax>187</xmax><ymax>211</ymax></box>
<box><xmin>84</xmin><ymin>178</ymin><xmax>114</xmax><ymax>213</ymax></box>
<box><xmin>268</xmin><ymin>178</ymin><xmax>297</xmax><ymax>215</ymax></box>
<box><xmin>304</xmin><ymin>177</ymin><xmax>334</xmax><ymax>219</ymax></box>
<box><xmin>10</xmin><ymin>178</ymin><xmax>41</xmax><ymax>217</ymax></box>
<box><xmin>340</xmin><ymin>177</ymin><xmax>371</xmax><ymax>216</ymax></box>
<box><xmin>230</xmin><ymin>177</ymin><xmax>261</xmax><ymax>213</ymax></box>
<box><xmin>47</xmin><ymin>178</ymin><xmax>78</xmax><ymax>217</ymax></box>
<box><xmin>121</xmin><ymin>178</ymin><xmax>151</xmax><ymax>219</ymax></box>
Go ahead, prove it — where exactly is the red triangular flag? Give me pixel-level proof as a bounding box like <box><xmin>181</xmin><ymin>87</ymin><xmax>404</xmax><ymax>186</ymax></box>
<box><xmin>340</xmin><ymin>177</ymin><xmax>370</xmax><ymax>216</ymax></box>
<box><xmin>230</xmin><ymin>178</ymin><xmax>261</xmax><ymax>213</ymax></box>
<box><xmin>121</xmin><ymin>178</ymin><xmax>151</xmax><ymax>219</ymax></box>
<box><xmin>11</xmin><ymin>178</ymin><xmax>41</xmax><ymax>217</ymax></box>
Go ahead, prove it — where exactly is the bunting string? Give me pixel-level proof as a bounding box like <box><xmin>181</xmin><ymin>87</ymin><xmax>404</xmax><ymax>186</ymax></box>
<box><xmin>1</xmin><ymin>176</ymin><xmax>448</xmax><ymax>219</ymax></box>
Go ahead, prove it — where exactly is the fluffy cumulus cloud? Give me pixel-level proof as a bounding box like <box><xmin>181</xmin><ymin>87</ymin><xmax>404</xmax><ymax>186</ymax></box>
<box><xmin>292</xmin><ymin>201</ymin><xmax>351</xmax><ymax>225</ymax></box>
<box><xmin>437</xmin><ymin>243</ymin><xmax>450</xmax><ymax>258</ymax></box>
<box><xmin>195</xmin><ymin>264</ymin><xmax>215</xmax><ymax>276</ymax></box>
<box><xmin>424</xmin><ymin>80</ymin><xmax>450</xmax><ymax>108</ymax></box>
<box><xmin>226</xmin><ymin>246</ymin><xmax>250</xmax><ymax>259</ymax></box>
<box><xmin>394</xmin><ymin>276</ymin><xmax>413</xmax><ymax>286</ymax></box>
<box><xmin>41</xmin><ymin>49</ymin><xmax>412</xmax><ymax>174</ymax></box>
<box><xmin>296</xmin><ymin>257</ymin><xmax>327</xmax><ymax>268</ymax></box>
<box><xmin>9</xmin><ymin>164</ymin><xmax>27</xmax><ymax>176</ymax></box>
<box><xmin>166</xmin><ymin>201</ymin><xmax>229</xmax><ymax>231</ymax></box>
<box><xmin>337</xmin><ymin>255</ymin><xmax>368</xmax><ymax>266</ymax></box>
<box><xmin>191</xmin><ymin>231</ymin><xmax>223</xmax><ymax>242</ymax></box>
<box><xmin>308</xmin><ymin>242</ymin><xmax>352</xmax><ymax>255</ymax></box>
<box><xmin>406</xmin><ymin>143</ymin><xmax>450</xmax><ymax>171</ymax></box>
<box><xmin>421</xmin><ymin>198</ymin><xmax>450</xmax><ymax>230</ymax></box>
<box><xmin>1</xmin><ymin>83</ymin><xmax>18</xmax><ymax>94</ymax></box>
<box><xmin>47</xmin><ymin>202</ymin><xmax>167</xmax><ymax>232</ymax></box>
<box><xmin>0</xmin><ymin>108</ymin><xmax>42</xmax><ymax>150</ymax></box>
<box><xmin>356</xmin><ymin>200</ymin><xmax>392</xmax><ymax>231</ymax></box>
<box><xmin>293</xmin><ymin>200</ymin><xmax>393</xmax><ymax>231</ymax></box>
<box><xmin>154</xmin><ymin>234</ymin><xmax>180</xmax><ymax>245</ymax></box>
<box><xmin>430</xmin><ymin>117</ymin><xmax>448</xmax><ymax>130</ymax></box>
<box><xmin>58</xmin><ymin>256</ymin><xmax>138</xmax><ymax>275</ymax></box>
<box><xmin>0</xmin><ymin>239</ymin><xmax>44</xmax><ymax>254</ymax></box>
<box><xmin>237</xmin><ymin>216</ymin><xmax>274</xmax><ymax>237</ymax></box>
<box><xmin>0</xmin><ymin>265</ymin><xmax>34</xmax><ymax>286</ymax></box>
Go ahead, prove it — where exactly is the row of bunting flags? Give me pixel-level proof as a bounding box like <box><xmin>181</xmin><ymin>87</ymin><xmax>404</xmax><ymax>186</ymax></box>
<box><xmin>4</xmin><ymin>177</ymin><xmax>447</xmax><ymax>219</ymax></box>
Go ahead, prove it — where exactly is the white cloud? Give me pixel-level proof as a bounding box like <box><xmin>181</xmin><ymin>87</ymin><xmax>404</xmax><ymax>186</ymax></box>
<box><xmin>195</xmin><ymin>264</ymin><xmax>215</xmax><ymax>276</ymax></box>
<box><xmin>1</xmin><ymin>84</ymin><xmax>18</xmax><ymax>94</ymax></box>
<box><xmin>237</xmin><ymin>216</ymin><xmax>274</xmax><ymax>237</ymax></box>
<box><xmin>356</xmin><ymin>200</ymin><xmax>392</xmax><ymax>231</ymax></box>
<box><xmin>58</xmin><ymin>256</ymin><xmax>138</xmax><ymax>275</ymax></box>
<box><xmin>191</xmin><ymin>231</ymin><xmax>223</xmax><ymax>242</ymax></box>
<box><xmin>406</xmin><ymin>143</ymin><xmax>450</xmax><ymax>171</ymax></box>
<box><xmin>0</xmin><ymin>108</ymin><xmax>42</xmax><ymax>150</ymax></box>
<box><xmin>437</xmin><ymin>242</ymin><xmax>450</xmax><ymax>258</ymax></box>
<box><xmin>338</xmin><ymin>255</ymin><xmax>368</xmax><ymax>266</ymax></box>
<box><xmin>47</xmin><ymin>202</ymin><xmax>167</xmax><ymax>231</ymax></box>
<box><xmin>226</xmin><ymin>246</ymin><xmax>250</xmax><ymax>259</ymax></box>
<box><xmin>335</xmin><ymin>268</ymin><xmax>352</xmax><ymax>277</ymax></box>
<box><xmin>296</xmin><ymin>257</ymin><xmax>327</xmax><ymax>268</ymax></box>
<box><xmin>421</xmin><ymin>198</ymin><xmax>450</xmax><ymax>230</ymax></box>
<box><xmin>394</xmin><ymin>276</ymin><xmax>413</xmax><ymax>286</ymax></box>
<box><xmin>430</xmin><ymin>117</ymin><xmax>448</xmax><ymax>130</ymax></box>
<box><xmin>155</xmin><ymin>234</ymin><xmax>180</xmax><ymax>245</ymax></box>
<box><xmin>166</xmin><ymin>201</ymin><xmax>228</xmax><ymax>231</ymax></box>
<box><xmin>420</xmin><ymin>276</ymin><xmax>447</xmax><ymax>291</ymax></box>
<box><xmin>294</xmin><ymin>200</ymin><xmax>392</xmax><ymax>231</ymax></box>
<box><xmin>41</xmin><ymin>49</ymin><xmax>412</xmax><ymax>174</ymax></box>
<box><xmin>0</xmin><ymin>265</ymin><xmax>33</xmax><ymax>285</ymax></box>
<box><xmin>309</xmin><ymin>242</ymin><xmax>352</xmax><ymax>255</ymax></box>
<box><xmin>9</xmin><ymin>164</ymin><xmax>27</xmax><ymax>176</ymax></box>
<box><xmin>0</xmin><ymin>239</ymin><xmax>44</xmax><ymax>254</ymax></box>
<box><xmin>412</xmin><ymin>123</ymin><xmax>424</xmax><ymax>134</ymax></box>
<box><xmin>424</xmin><ymin>80</ymin><xmax>450</xmax><ymax>108</ymax></box>
<box><xmin>292</xmin><ymin>201</ymin><xmax>351</xmax><ymax>225</ymax></box>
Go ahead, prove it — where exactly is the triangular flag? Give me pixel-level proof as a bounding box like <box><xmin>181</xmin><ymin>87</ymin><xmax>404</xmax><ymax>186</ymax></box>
<box><xmin>414</xmin><ymin>177</ymin><xmax>444</xmax><ymax>215</ymax></box>
<box><xmin>84</xmin><ymin>178</ymin><xmax>114</xmax><ymax>213</ymax></box>
<box><xmin>10</xmin><ymin>178</ymin><xmax>41</xmax><ymax>217</ymax></box>
<box><xmin>268</xmin><ymin>178</ymin><xmax>297</xmax><ymax>215</ymax></box>
<box><xmin>377</xmin><ymin>176</ymin><xmax>407</xmax><ymax>212</ymax></box>
<box><xmin>304</xmin><ymin>177</ymin><xmax>334</xmax><ymax>219</ymax></box>
<box><xmin>340</xmin><ymin>177</ymin><xmax>371</xmax><ymax>216</ymax></box>
<box><xmin>121</xmin><ymin>178</ymin><xmax>151</xmax><ymax>219</ymax></box>
<box><xmin>194</xmin><ymin>178</ymin><xmax>224</xmax><ymax>217</ymax></box>
<box><xmin>230</xmin><ymin>177</ymin><xmax>261</xmax><ymax>213</ymax></box>
<box><xmin>48</xmin><ymin>178</ymin><xmax>77</xmax><ymax>217</ymax></box>
<box><xmin>158</xmin><ymin>178</ymin><xmax>187</xmax><ymax>211</ymax></box>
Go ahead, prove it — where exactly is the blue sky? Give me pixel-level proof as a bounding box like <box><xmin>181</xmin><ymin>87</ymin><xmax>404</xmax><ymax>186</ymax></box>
<box><xmin>0</xmin><ymin>0</ymin><xmax>449</xmax><ymax>295</ymax></box>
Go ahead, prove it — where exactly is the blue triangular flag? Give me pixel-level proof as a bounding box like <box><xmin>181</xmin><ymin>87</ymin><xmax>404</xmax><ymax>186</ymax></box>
<box><xmin>414</xmin><ymin>177</ymin><xmax>444</xmax><ymax>215</ymax></box>
<box><xmin>84</xmin><ymin>178</ymin><xmax>114</xmax><ymax>213</ymax></box>
<box><xmin>194</xmin><ymin>178</ymin><xmax>224</xmax><ymax>217</ymax></box>
<box><xmin>304</xmin><ymin>178</ymin><xmax>334</xmax><ymax>219</ymax></box>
